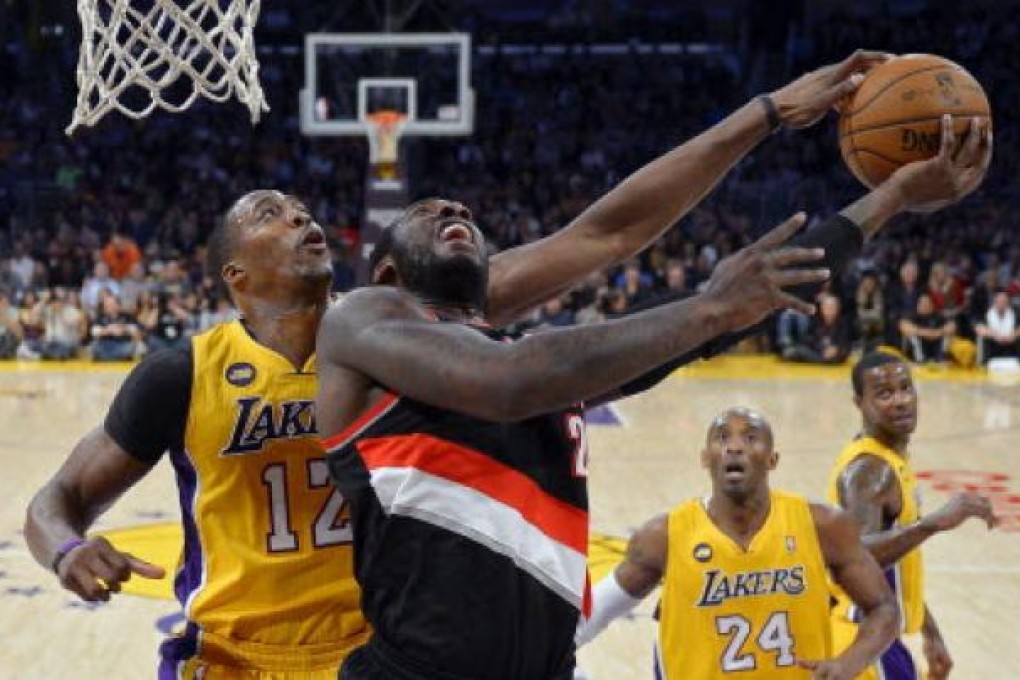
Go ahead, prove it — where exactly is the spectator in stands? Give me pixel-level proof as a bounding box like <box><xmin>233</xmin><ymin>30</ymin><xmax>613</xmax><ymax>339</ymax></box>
<box><xmin>15</xmin><ymin>290</ymin><xmax>44</xmax><ymax>359</ymax></box>
<box><xmin>886</xmin><ymin>259</ymin><xmax>923</xmax><ymax>345</ymax></box>
<box><xmin>90</xmin><ymin>290</ymin><xmax>142</xmax><ymax>361</ymax></box>
<box><xmin>7</xmin><ymin>243</ymin><xmax>41</xmax><ymax>293</ymax></box>
<box><xmin>776</xmin><ymin>309</ymin><xmax>811</xmax><ymax>354</ymax></box>
<box><xmin>659</xmin><ymin>259</ymin><xmax>691</xmax><ymax>301</ymax></box>
<box><xmin>536</xmin><ymin>294</ymin><xmax>575</xmax><ymax>328</ymax></box>
<box><xmin>855</xmin><ymin>270</ymin><xmax>885</xmax><ymax>351</ymax></box>
<box><xmin>968</xmin><ymin>270</ymin><xmax>1000</xmax><ymax>330</ymax></box>
<box><xmin>156</xmin><ymin>257</ymin><xmax>191</xmax><ymax>297</ymax></box>
<box><xmin>35</xmin><ymin>287</ymin><xmax>85</xmax><ymax>360</ymax></box>
<box><xmin>0</xmin><ymin>291</ymin><xmax>23</xmax><ymax>359</ymax></box>
<box><xmin>900</xmin><ymin>293</ymin><xmax>956</xmax><ymax>363</ymax></box>
<box><xmin>615</xmin><ymin>259</ymin><xmax>655</xmax><ymax>308</ymax></box>
<box><xmin>975</xmin><ymin>291</ymin><xmax>1019</xmax><ymax>363</ymax></box>
<box><xmin>928</xmin><ymin>260</ymin><xmax>963</xmax><ymax>319</ymax></box>
<box><xmin>780</xmin><ymin>294</ymin><xmax>851</xmax><ymax>364</ymax></box>
<box><xmin>80</xmin><ymin>262</ymin><xmax>121</xmax><ymax>314</ymax></box>
<box><xmin>118</xmin><ymin>261</ymin><xmax>149</xmax><ymax>313</ymax></box>
<box><xmin>139</xmin><ymin>290</ymin><xmax>190</xmax><ymax>353</ymax></box>
<box><xmin>198</xmin><ymin>294</ymin><xmax>239</xmax><ymax>331</ymax></box>
<box><xmin>101</xmin><ymin>231</ymin><xmax>143</xmax><ymax>280</ymax></box>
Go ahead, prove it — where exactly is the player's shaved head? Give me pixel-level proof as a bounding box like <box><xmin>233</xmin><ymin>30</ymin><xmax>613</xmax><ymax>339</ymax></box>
<box><xmin>707</xmin><ymin>407</ymin><xmax>774</xmax><ymax>448</ymax></box>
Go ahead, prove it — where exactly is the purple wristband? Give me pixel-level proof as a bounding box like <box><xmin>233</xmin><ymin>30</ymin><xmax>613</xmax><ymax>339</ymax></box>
<box><xmin>51</xmin><ymin>537</ymin><xmax>86</xmax><ymax>574</ymax></box>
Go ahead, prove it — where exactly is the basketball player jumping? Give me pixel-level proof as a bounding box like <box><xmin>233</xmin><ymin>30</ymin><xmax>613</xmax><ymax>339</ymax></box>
<box><xmin>827</xmin><ymin>352</ymin><xmax>999</xmax><ymax>680</ymax></box>
<box><xmin>315</xmin><ymin>111</ymin><xmax>988</xmax><ymax>677</ymax></box>
<box><xmin>577</xmin><ymin>408</ymin><xmax>899</xmax><ymax>680</ymax></box>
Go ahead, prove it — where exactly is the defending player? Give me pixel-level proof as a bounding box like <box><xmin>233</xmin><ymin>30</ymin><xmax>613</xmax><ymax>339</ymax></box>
<box><xmin>827</xmin><ymin>352</ymin><xmax>999</xmax><ymax>679</ymax></box>
<box><xmin>576</xmin><ymin>408</ymin><xmax>899</xmax><ymax>679</ymax></box>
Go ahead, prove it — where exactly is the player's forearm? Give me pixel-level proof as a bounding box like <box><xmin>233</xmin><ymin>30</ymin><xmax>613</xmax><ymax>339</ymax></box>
<box><xmin>839</xmin><ymin>597</ymin><xmax>900</xmax><ymax>672</ymax></box>
<box><xmin>24</xmin><ymin>482</ymin><xmax>93</xmax><ymax>570</ymax></box>
<box><xmin>500</xmin><ymin>294</ymin><xmax>734</xmax><ymax>419</ymax></box>
<box><xmin>861</xmin><ymin>520</ymin><xmax>937</xmax><ymax>567</ymax></box>
<box><xmin>578</xmin><ymin>98</ymin><xmax>771</xmax><ymax>250</ymax></box>
<box><xmin>922</xmin><ymin>604</ymin><xmax>943</xmax><ymax>640</ymax></box>
<box><xmin>575</xmin><ymin>570</ymin><xmax>646</xmax><ymax>647</ymax></box>
<box><xmin>839</xmin><ymin>180</ymin><xmax>906</xmax><ymax>240</ymax></box>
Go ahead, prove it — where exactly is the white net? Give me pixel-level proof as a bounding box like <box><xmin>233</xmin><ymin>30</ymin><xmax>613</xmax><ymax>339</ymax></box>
<box><xmin>67</xmin><ymin>0</ymin><xmax>268</xmax><ymax>135</ymax></box>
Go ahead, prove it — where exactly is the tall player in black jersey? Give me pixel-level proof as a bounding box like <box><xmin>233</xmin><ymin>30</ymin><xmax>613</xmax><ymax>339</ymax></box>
<box><xmin>316</xmin><ymin>112</ymin><xmax>990</xmax><ymax>678</ymax></box>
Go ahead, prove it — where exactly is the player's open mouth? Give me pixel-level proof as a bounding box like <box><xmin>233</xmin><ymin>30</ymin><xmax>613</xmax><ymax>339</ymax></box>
<box><xmin>439</xmin><ymin>222</ymin><xmax>474</xmax><ymax>244</ymax></box>
<box><xmin>300</xmin><ymin>228</ymin><xmax>327</xmax><ymax>250</ymax></box>
<box><xmin>724</xmin><ymin>462</ymin><xmax>745</xmax><ymax>480</ymax></box>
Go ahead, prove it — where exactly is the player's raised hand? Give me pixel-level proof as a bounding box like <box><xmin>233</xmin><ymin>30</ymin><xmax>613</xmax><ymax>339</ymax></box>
<box><xmin>796</xmin><ymin>657</ymin><xmax>856</xmax><ymax>680</ymax></box>
<box><xmin>56</xmin><ymin>536</ymin><xmax>165</xmax><ymax>602</ymax></box>
<box><xmin>886</xmin><ymin>114</ymin><xmax>992</xmax><ymax>214</ymax></box>
<box><xmin>921</xmin><ymin>491</ymin><xmax>1000</xmax><ymax>532</ymax></box>
<box><xmin>702</xmin><ymin>212</ymin><xmax>829</xmax><ymax>330</ymax></box>
<box><xmin>770</xmin><ymin>50</ymin><xmax>892</xmax><ymax>129</ymax></box>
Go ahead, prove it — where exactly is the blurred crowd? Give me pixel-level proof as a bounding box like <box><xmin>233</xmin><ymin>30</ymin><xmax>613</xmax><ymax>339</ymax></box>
<box><xmin>0</xmin><ymin>1</ymin><xmax>1017</xmax><ymax>364</ymax></box>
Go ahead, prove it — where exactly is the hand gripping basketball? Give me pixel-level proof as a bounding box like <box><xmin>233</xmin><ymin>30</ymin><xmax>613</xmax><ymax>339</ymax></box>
<box><xmin>885</xmin><ymin>114</ymin><xmax>992</xmax><ymax>214</ymax></box>
<box><xmin>702</xmin><ymin>213</ymin><xmax>829</xmax><ymax>331</ymax></box>
<box><xmin>56</xmin><ymin>536</ymin><xmax>165</xmax><ymax>603</ymax></box>
<box><xmin>770</xmin><ymin>50</ymin><xmax>892</xmax><ymax>129</ymax></box>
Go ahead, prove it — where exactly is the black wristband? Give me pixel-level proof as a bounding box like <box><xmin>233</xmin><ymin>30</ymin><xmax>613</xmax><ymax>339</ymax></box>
<box><xmin>757</xmin><ymin>94</ymin><xmax>782</xmax><ymax>133</ymax></box>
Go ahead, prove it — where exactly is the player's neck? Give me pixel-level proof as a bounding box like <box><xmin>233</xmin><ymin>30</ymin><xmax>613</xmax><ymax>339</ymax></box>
<box><xmin>241</xmin><ymin>296</ymin><xmax>329</xmax><ymax>368</ymax></box>
<box><xmin>707</xmin><ymin>488</ymin><xmax>771</xmax><ymax>548</ymax></box>
<box><xmin>863</xmin><ymin>424</ymin><xmax>910</xmax><ymax>456</ymax></box>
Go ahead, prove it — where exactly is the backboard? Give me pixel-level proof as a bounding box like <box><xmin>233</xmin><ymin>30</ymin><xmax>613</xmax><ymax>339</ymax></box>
<box><xmin>299</xmin><ymin>33</ymin><xmax>474</xmax><ymax>139</ymax></box>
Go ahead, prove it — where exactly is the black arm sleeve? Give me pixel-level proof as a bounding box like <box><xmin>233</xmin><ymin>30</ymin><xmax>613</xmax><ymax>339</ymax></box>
<box><xmin>609</xmin><ymin>214</ymin><xmax>864</xmax><ymax>400</ymax></box>
<box><xmin>103</xmin><ymin>346</ymin><xmax>193</xmax><ymax>464</ymax></box>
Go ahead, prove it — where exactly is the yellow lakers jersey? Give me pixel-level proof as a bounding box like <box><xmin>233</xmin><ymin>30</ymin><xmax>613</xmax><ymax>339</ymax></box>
<box><xmin>827</xmin><ymin>436</ymin><xmax>924</xmax><ymax>639</ymax></box>
<box><xmin>657</xmin><ymin>491</ymin><xmax>832</xmax><ymax>679</ymax></box>
<box><xmin>174</xmin><ymin>321</ymin><xmax>368</xmax><ymax>671</ymax></box>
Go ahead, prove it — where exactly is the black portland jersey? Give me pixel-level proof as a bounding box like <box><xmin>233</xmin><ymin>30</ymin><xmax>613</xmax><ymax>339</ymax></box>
<box><xmin>323</xmin><ymin>325</ymin><xmax>589</xmax><ymax>679</ymax></box>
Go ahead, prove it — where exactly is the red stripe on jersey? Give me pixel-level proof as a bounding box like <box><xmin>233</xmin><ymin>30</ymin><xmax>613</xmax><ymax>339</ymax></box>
<box><xmin>320</xmin><ymin>392</ymin><xmax>399</xmax><ymax>452</ymax></box>
<box><xmin>357</xmin><ymin>433</ymin><xmax>588</xmax><ymax>554</ymax></box>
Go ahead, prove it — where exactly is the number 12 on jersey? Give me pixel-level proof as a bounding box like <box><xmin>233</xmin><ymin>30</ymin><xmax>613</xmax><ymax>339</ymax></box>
<box><xmin>262</xmin><ymin>459</ymin><xmax>352</xmax><ymax>553</ymax></box>
<box><xmin>716</xmin><ymin>611</ymin><xmax>795</xmax><ymax>672</ymax></box>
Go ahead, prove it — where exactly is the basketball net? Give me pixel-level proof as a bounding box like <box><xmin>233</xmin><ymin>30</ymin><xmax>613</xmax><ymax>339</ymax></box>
<box><xmin>66</xmin><ymin>0</ymin><xmax>268</xmax><ymax>135</ymax></box>
<box><xmin>366</xmin><ymin>110</ymin><xmax>406</xmax><ymax>181</ymax></box>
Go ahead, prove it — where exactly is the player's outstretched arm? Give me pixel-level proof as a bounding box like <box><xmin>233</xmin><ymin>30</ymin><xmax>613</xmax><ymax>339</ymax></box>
<box><xmin>24</xmin><ymin>427</ymin><xmax>166</xmax><ymax>602</ymax></box>
<box><xmin>575</xmin><ymin>514</ymin><xmax>667</xmax><ymax>646</ymax></box>
<box><xmin>590</xmin><ymin>116</ymin><xmax>992</xmax><ymax>402</ymax></box>
<box><xmin>801</xmin><ymin>505</ymin><xmax>899</xmax><ymax>679</ymax></box>
<box><xmin>837</xmin><ymin>455</ymin><xmax>998</xmax><ymax>568</ymax></box>
<box><xmin>484</xmin><ymin>51</ymin><xmax>890</xmax><ymax>326</ymax></box>
<box><xmin>315</xmin><ymin>216</ymin><xmax>828</xmax><ymax>428</ymax></box>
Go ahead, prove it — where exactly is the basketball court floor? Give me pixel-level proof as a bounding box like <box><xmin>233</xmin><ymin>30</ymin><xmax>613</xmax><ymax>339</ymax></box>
<box><xmin>0</xmin><ymin>357</ymin><xmax>1016</xmax><ymax>678</ymax></box>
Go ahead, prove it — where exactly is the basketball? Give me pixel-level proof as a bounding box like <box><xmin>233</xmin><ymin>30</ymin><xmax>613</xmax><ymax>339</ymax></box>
<box><xmin>838</xmin><ymin>54</ymin><xmax>991</xmax><ymax>188</ymax></box>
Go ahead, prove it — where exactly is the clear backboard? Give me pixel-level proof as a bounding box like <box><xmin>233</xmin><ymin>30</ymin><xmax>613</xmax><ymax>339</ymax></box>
<box><xmin>299</xmin><ymin>33</ymin><xmax>474</xmax><ymax>141</ymax></box>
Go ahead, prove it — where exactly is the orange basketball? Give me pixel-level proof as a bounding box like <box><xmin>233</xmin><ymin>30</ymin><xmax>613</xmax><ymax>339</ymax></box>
<box><xmin>838</xmin><ymin>54</ymin><xmax>991</xmax><ymax>188</ymax></box>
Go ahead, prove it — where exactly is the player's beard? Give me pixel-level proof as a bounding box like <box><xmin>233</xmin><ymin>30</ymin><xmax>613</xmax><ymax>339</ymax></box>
<box><xmin>393</xmin><ymin>243</ymin><xmax>489</xmax><ymax>311</ymax></box>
